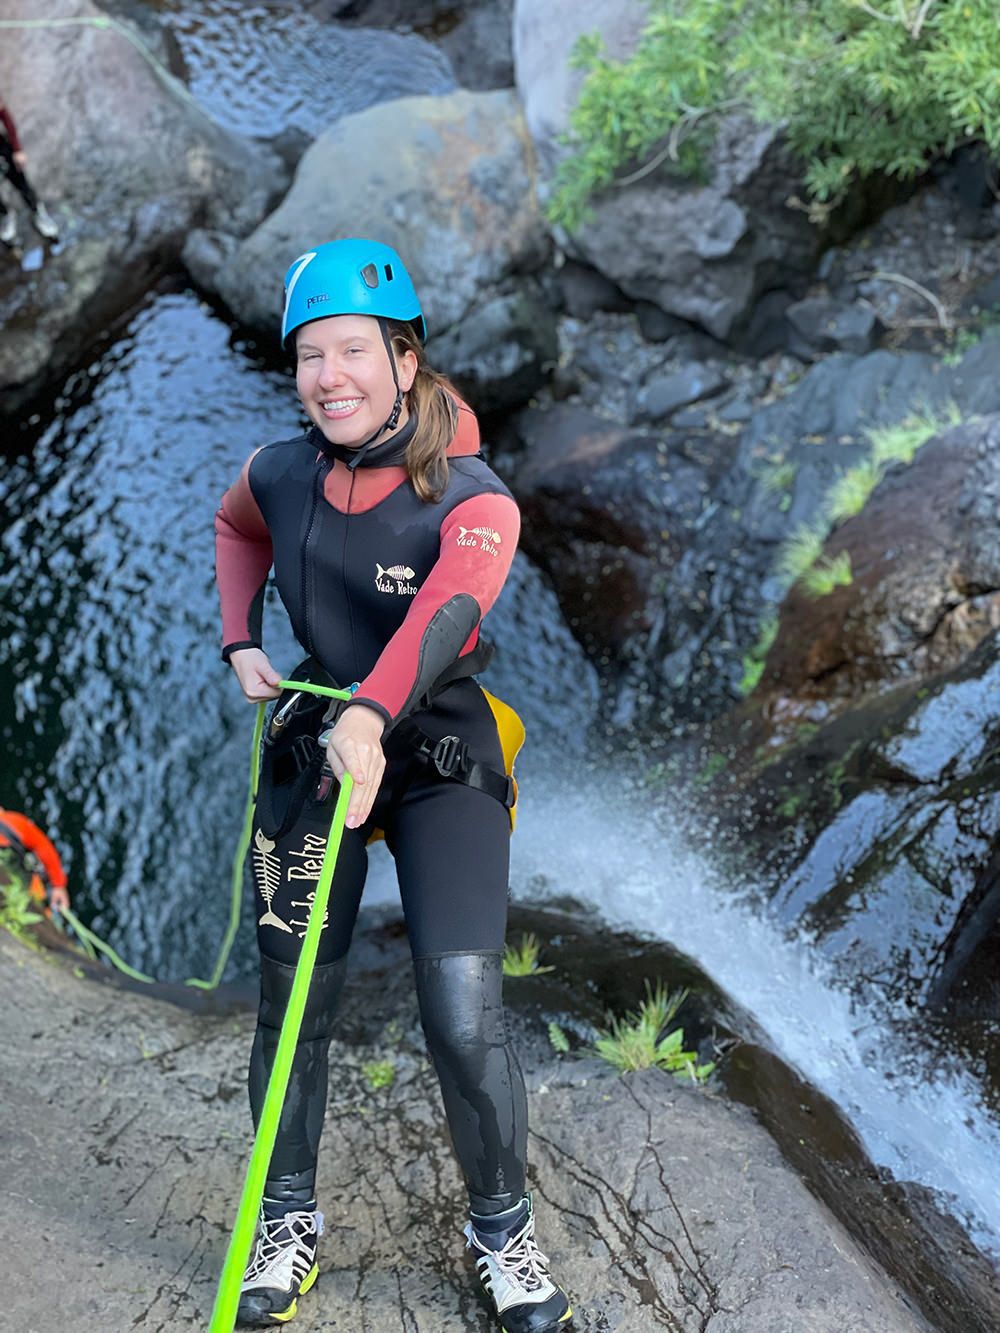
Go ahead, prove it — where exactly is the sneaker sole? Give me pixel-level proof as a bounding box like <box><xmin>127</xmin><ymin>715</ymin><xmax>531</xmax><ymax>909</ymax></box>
<box><xmin>501</xmin><ymin>1306</ymin><xmax>573</xmax><ymax>1333</ymax></box>
<box><xmin>241</xmin><ymin>1262</ymin><xmax>319</xmax><ymax>1326</ymax></box>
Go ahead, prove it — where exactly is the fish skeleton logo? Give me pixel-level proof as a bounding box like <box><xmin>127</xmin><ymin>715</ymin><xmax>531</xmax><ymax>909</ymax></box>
<box><xmin>376</xmin><ymin>562</ymin><xmax>418</xmax><ymax>595</ymax></box>
<box><xmin>456</xmin><ymin>525</ymin><xmax>502</xmax><ymax>557</ymax></box>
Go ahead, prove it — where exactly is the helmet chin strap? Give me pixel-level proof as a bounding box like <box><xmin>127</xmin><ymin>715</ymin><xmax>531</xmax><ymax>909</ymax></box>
<box><xmin>345</xmin><ymin>318</ymin><xmax>405</xmax><ymax>472</ymax></box>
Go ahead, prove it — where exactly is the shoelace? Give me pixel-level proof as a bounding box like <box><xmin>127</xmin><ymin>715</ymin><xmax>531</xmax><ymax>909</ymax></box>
<box><xmin>245</xmin><ymin>1211</ymin><xmax>320</xmax><ymax>1282</ymax></box>
<box><xmin>478</xmin><ymin>1222</ymin><xmax>551</xmax><ymax>1293</ymax></box>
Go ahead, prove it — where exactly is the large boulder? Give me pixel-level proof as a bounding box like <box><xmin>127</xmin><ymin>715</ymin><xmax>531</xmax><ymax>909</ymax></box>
<box><xmin>742</xmin><ymin>632</ymin><xmax>1000</xmax><ymax>1010</ymax></box>
<box><xmin>0</xmin><ymin>0</ymin><xmax>285</xmax><ymax>412</ymax></box>
<box><xmin>209</xmin><ymin>88</ymin><xmax>550</xmax><ymax>401</ymax></box>
<box><xmin>513</xmin><ymin>0</ymin><xmax>819</xmax><ymax>340</ymax></box>
<box><xmin>506</xmin><ymin>402</ymin><xmax>721</xmax><ymax>688</ymax></box>
<box><xmin>758</xmin><ymin>415</ymin><xmax>1000</xmax><ymax>724</ymax></box>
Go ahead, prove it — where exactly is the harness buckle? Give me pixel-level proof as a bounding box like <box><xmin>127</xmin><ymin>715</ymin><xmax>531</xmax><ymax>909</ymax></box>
<box><xmin>429</xmin><ymin>734</ymin><xmax>469</xmax><ymax>779</ymax></box>
<box><xmin>291</xmin><ymin>734</ymin><xmax>319</xmax><ymax>775</ymax></box>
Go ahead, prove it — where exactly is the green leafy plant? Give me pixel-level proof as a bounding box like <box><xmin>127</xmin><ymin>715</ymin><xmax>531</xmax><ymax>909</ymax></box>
<box><xmin>548</xmin><ymin>1021</ymin><xmax>571</xmax><ymax>1054</ymax></box>
<box><xmin>503</xmin><ymin>932</ymin><xmax>555</xmax><ymax>977</ymax></box>
<box><xmin>361</xmin><ymin>1059</ymin><xmax>395</xmax><ymax>1092</ymax></box>
<box><xmin>738</xmin><ymin>611</ymin><xmax>779</xmax><ymax>696</ymax></box>
<box><xmin>594</xmin><ymin>982</ymin><xmax>714</xmax><ymax>1083</ymax></box>
<box><xmin>0</xmin><ymin>865</ymin><xmax>42</xmax><ymax>945</ymax></box>
<box><xmin>550</xmin><ymin>1</ymin><xmax>1000</xmax><ymax>231</ymax></box>
<box><xmin>801</xmin><ymin>550</ymin><xmax>853</xmax><ymax>597</ymax></box>
<box><xmin>694</xmin><ymin>752</ymin><xmax>728</xmax><ymax>786</ymax></box>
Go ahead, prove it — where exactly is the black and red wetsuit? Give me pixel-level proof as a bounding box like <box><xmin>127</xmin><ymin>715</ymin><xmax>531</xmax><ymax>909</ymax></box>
<box><xmin>215</xmin><ymin>398</ymin><xmax>529</xmax><ymax>1218</ymax></box>
<box><xmin>0</xmin><ymin>101</ymin><xmax>40</xmax><ymax>216</ymax></box>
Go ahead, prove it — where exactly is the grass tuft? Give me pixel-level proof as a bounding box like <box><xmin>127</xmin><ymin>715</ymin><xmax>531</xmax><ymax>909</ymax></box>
<box><xmin>593</xmin><ymin>982</ymin><xmax>714</xmax><ymax>1083</ymax></box>
<box><xmin>800</xmin><ymin>551</ymin><xmax>853</xmax><ymax>598</ymax></box>
<box><xmin>826</xmin><ymin>458</ymin><xmax>882</xmax><ymax>524</ymax></box>
<box><xmin>776</xmin><ymin>523</ymin><xmax>826</xmax><ymax>585</ymax></box>
<box><xmin>503</xmin><ymin>932</ymin><xmax>555</xmax><ymax>977</ymax></box>
<box><xmin>361</xmin><ymin>1059</ymin><xmax>395</xmax><ymax>1092</ymax></box>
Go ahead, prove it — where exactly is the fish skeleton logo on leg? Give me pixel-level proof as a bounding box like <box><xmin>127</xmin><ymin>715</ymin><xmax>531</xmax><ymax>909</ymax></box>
<box><xmin>375</xmin><ymin>562</ymin><xmax>418</xmax><ymax>595</ymax></box>
<box><xmin>254</xmin><ymin>829</ymin><xmax>292</xmax><ymax>932</ymax></box>
<box><xmin>456</xmin><ymin>526</ymin><xmax>501</xmax><ymax>557</ymax></box>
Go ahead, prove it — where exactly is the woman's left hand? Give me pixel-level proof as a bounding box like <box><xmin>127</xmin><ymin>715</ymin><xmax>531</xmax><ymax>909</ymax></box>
<box><xmin>325</xmin><ymin>704</ymin><xmax>386</xmax><ymax>829</ymax></box>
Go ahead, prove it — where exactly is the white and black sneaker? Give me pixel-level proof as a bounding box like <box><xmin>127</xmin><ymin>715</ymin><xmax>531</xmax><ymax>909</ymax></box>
<box><xmin>0</xmin><ymin>213</ymin><xmax>16</xmax><ymax>247</ymax></box>
<box><xmin>465</xmin><ymin>1196</ymin><xmax>572</xmax><ymax>1332</ymax></box>
<box><xmin>237</xmin><ymin>1206</ymin><xmax>323</xmax><ymax>1326</ymax></box>
<box><xmin>32</xmin><ymin>202</ymin><xmax>59</xmax><ymax>241</ymax></box>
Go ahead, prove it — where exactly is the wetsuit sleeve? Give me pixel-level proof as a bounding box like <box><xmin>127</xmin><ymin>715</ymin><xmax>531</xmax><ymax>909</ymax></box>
<box><xmin>0</xmin><ymin>105</ymin><xmax>22</xmax><ymax>153</ymax></box>
<box><xmin>350</xmin><ymin>491</ymin><xmax>520</xmax><ymax>728</ymax></box>
<box><xmin>214</xmin><ymin>452</ymin><xmax>273</xmax><ymax>661</ymax></box>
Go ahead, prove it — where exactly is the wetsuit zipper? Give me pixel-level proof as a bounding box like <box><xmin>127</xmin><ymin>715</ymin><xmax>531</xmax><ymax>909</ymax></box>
<box><xmin>343</xmin><ymin>469</ymin><xmax>359</xmax><ymax>680</ymax></box>
<box><xmin>301</xmin><ymin>466</ymin><xmax>322</xmax><ymax>655</ymax></box>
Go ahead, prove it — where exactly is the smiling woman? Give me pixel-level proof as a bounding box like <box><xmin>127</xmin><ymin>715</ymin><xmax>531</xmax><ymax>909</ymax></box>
<box><xmin>213</xmin><ymin>238</ymin><xmax>573</xmax><ymax>1330</ymax></box>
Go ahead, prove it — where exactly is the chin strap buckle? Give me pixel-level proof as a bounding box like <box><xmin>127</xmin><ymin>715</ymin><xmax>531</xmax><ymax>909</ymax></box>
<box><xmin>429</xmin><ymin>734</ymin><xmax>470</xmax><ymax>780</ymax></box>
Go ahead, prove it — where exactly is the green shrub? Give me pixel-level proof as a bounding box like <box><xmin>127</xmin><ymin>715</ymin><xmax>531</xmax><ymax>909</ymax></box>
<box><xmin>594</xmin><ymin>982</ymin><xmax>714</xmax><ymax>1082</ymax></box>
<box><xmin>0</xmin><ymin>869</ymin><xmax>43</xmax><ymax>945</ymax></box>
<box><xmin>551</xmin><ymin>1</ymin><xmax>1000</xmax><ymax>231</ymax></box>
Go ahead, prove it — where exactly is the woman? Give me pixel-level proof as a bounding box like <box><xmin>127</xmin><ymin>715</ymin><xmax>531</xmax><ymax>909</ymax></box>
<box><xmin>215</xmin><ymin>238</ymin><xmax>572</xmax><ymax>1331</ymax></box>
<box><xmin>0</xmin><ymin>96</ymin><xmax>59</xmax><ymax>246</ymax></box>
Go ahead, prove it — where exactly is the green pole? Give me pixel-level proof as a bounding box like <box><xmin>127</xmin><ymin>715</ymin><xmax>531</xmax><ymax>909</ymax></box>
<box><xmin>207</xmin><ymin>684</ymin><xmax>354</xmax><ymax>1333</ymax></box>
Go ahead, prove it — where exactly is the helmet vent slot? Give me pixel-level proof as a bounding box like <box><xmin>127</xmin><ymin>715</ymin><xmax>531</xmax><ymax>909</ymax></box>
<box><xmin>384</xmin><ymin>264</ymin><xmax>394</xmax><ymax>282</ymax></box>
<box><xmin>361</xmin><ymin>263</ymin><xmax>379</xmax><ymax>289</ymax></box>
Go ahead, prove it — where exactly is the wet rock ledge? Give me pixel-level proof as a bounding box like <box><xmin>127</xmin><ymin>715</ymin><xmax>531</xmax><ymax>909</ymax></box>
<box><xmin>2</xmin><ymin>922</ymin><xmax>929</xmax><ymax>1333</ymax></box>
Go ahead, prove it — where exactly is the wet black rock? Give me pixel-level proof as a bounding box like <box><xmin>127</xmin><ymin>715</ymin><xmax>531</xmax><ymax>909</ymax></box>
<box><xmin>0</xmin><ymin>0</ymin><xmax>287</xmax><ymax>412</ymax></box>
<box><xmin>427</xmin><ymin>285</ymin><xmax>559</xmax><ymax>413</ymax></box>
<box><xmin>556</xmin><ymin>259</ymin><xmax>632</xmax><ymax>319</ymax></box>
<box><xmin>786</xmin><ymin>296</ymin><xmax>883</xmax><ymax>358</ymax></box>
<box><xmin>506</xmin><ymin>402</ymin><xmax>717</xmax><ymax>680</ymax></box>
<box><xmin>628</xmin><ymin>361</ymin><xmax>729</xmax><ymax>425</ymax></box>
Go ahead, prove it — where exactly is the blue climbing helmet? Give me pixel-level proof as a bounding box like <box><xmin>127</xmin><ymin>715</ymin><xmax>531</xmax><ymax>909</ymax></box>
<box><xmin>281</xmin><ymin>237</ymin><xmax>426</xmax><ymax>347</ymax></box>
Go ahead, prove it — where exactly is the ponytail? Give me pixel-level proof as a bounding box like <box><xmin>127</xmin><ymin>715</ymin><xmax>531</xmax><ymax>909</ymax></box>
<box><xmin>387</xmin><ymin>321</ymin><xmax>461</xmax><ymax>503</ymax></box>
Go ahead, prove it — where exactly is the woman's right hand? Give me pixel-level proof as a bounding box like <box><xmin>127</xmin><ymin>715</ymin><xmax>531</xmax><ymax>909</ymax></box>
<box><xmin>229</xmin><ymin>647</ymin><xmax>283</xmax><ymax>703</ymax></box>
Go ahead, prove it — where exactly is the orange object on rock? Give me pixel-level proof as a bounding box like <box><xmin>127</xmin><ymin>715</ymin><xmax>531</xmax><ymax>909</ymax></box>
<box><xmin>0</xmin><ymin>808</ymin><xmax>68</xmax><ymax>909</ymax></box>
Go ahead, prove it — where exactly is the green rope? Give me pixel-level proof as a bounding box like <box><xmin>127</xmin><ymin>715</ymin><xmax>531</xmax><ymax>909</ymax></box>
<box><xmin>185</xmin><ymin>702</ymin><xmax>267</xmax><ymax>991</ymax></box>
<box><xmin>207</xmin><ymin>686</ymin><xmax>354</xmax><ymax>1333</ymax></box>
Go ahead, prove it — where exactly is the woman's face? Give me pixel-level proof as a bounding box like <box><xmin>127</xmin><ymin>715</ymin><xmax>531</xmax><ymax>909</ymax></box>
<box><xmin>295</xmin><ymin>314</ymin><xmax>417</xmax><ymax>449</ymax></box>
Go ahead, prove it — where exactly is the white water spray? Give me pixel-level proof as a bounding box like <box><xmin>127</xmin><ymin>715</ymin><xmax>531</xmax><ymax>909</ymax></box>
<box><xmin>506</xmin><ymin>754</ymin><xmax>1000</xmax><ymax>1260</ymax></box>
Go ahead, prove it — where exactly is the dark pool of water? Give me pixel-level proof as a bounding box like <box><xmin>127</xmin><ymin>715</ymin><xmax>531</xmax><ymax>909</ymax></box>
<box><xmin>150</xmin><ymin>0</ymin><xmax>458</xmax><ymax>138</ymax></box>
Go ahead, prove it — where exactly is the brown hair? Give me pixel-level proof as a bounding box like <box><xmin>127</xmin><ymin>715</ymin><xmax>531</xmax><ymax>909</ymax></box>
<box><xmin>387</xmin><ymin>320</ymin><xmax>461</xmax><ymax>503</ymax></box>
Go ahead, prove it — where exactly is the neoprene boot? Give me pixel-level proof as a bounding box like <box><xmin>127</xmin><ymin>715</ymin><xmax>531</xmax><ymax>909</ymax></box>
<box><xmin>465</xmin><ymin>1195</ymin><xmax>572</xmax><ymax>1332</ymax></box>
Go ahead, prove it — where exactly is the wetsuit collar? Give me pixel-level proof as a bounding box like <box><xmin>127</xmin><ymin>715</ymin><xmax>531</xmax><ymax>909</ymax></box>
<box><xmin>310</xmin><ymin>410</ymin><xmax>417</xmax><ymax>469</ymax></box>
